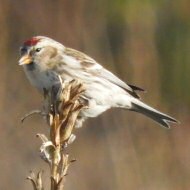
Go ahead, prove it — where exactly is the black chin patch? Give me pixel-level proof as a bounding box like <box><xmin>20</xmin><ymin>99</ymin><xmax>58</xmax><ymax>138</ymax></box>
<box><xmin>26</xmin><ymin>62</ymin><xmax>35</xmax><ymax>71</ymax></box>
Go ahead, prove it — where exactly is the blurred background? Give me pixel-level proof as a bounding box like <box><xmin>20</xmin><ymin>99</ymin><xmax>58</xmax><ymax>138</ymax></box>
<box><xmin>0</xmin><ymin>0</ymin><xmax>189</xmax><ymax>189</ymax></box>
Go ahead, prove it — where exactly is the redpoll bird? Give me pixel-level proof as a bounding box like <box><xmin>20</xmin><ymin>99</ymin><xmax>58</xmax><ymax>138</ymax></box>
<box><xmin>19</xmin><ymin>36</ymin><xmax>178</xmax><ymax>128</ymax></box>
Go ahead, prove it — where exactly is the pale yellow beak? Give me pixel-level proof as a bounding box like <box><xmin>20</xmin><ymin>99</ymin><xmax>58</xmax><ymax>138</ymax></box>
<box><xmin>19</xmin><ymin>55</ymin><xmax>32</xmax><ymax>65</ymax></box>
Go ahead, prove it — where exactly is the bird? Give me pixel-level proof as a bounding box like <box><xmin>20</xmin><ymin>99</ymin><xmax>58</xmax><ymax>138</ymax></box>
<box><xmin>19</xmin><ymin>36</ymin><xmax>178</xmax><ymax>128</ymax></box>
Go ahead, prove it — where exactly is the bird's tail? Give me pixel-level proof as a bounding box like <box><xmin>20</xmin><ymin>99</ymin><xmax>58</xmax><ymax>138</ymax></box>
<box><xmin>130</xmin><ymin>99</ymin><xmax>179</xmax><ymax>128</ymax></box>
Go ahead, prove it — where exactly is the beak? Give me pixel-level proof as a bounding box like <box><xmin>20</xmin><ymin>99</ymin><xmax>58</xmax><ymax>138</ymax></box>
<box><xmin>19</xmin><ymin>55</ymin><xmax>32</xmax><ymax>65</ymax></box>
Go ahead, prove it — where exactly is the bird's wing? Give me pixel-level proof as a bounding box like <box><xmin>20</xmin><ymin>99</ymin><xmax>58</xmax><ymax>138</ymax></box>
<box><xmin>64</xmin><ymin>48</ymin><xmax>144</xmax><ymax>99</ymax></box>
<box><xmin>96</xmin><ymin>69</ymin><xmax>144</xmax><ymax>99</ymax></box>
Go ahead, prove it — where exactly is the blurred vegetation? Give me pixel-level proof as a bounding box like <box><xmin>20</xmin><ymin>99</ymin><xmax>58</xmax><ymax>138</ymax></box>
<box><xmin>0</xmin><ymin>0</ymin><xmax>189</xmax><ymax>190</ymax></box>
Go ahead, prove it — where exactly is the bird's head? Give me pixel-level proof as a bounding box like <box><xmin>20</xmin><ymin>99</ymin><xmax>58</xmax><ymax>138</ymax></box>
<box><xmin>19</xmin><ymin>36</ymin><xmax>64</xmax><ymax>70</ymax></box>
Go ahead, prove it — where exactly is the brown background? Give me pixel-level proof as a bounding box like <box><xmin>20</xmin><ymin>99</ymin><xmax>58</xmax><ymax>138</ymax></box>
<box><xmin>0</xmin><ymin>1</ymin><xmax>189</xmax><ymax>189</ymax></box>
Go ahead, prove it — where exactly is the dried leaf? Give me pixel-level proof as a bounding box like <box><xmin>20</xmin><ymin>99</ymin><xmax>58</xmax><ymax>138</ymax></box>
<box><xmin>36</xmin><ymin>134</ymin><xmax>48</xmax><ymax>143</ymax></box>
<box><xmin>39</xmin><ymin>140</ymin><xmax>58</xmax><ymax>163</ymax></box>
<box><xmin>27</xmin><ymin>171</ymin><xmax>44</xmax><ymax>190</ymax></box>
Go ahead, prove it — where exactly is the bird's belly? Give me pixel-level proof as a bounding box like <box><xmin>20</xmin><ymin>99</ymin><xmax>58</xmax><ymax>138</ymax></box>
<box><xmin>79</xmin><ymin>82</ymin><xmax>121</xmax><ymax>117</ymax></box>
<box><xmin>25</xmin><ymin>67</ymin><xmax>128</xmax><ymax>118</ymax></box>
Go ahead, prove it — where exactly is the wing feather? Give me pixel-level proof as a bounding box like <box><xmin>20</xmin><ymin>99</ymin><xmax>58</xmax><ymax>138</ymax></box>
<box><xmin>64</xmin><ymin>47</ymin><xmax>144</xmax><ymax>99</ymax></box>
<box><xmin>96</xmin><ymin>69</ymin><xmax>144</xmax><ymax>99</ymax></box>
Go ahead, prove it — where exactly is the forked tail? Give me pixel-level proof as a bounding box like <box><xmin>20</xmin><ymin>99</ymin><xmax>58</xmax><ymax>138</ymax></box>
<box><xmin>130</xmin><ymin>99</ymin><xmax>179</xmax><ymax>128</ymax></box>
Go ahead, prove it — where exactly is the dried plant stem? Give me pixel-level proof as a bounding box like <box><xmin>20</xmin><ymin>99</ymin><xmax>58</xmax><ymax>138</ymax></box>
<box><xmin>23</xmin><ymin>80</ymin><xmax>86</xmax><ymax>190</ymax></box>
<box><xmin>21</xmin><ymin>110</ymin><xmax>45</xmax><ymax>123</ymax></box>
<box><xmin>51</xmin><ymin>145</ymin><xmax>60</xmax><ymax>189</ymax></box>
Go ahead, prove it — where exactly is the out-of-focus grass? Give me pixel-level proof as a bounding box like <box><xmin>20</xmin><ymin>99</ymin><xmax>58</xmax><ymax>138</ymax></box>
<box><xmin>0</xmin><ymin>1</ymin><xmax>189</xmax><ymax>189</ymax></box>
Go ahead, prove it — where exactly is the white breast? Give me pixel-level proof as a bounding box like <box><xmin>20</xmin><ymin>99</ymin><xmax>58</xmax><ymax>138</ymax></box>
<box><xmin>23</xmin><ymin>66</ymin><xmax>60</xmax><ymax>92</ymax></box>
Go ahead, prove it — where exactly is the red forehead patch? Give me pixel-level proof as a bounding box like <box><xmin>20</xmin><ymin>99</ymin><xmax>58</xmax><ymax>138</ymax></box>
<box><xmin>23</xmin><ymin>37</ymin><xmax>41</xmax><ymax>46</ymax></box>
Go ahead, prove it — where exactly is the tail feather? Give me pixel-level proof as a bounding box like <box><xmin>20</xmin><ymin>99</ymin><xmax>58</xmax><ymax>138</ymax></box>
<box><xmin>131</xmin><ymin>100</ymin><xmax>178</xmax><ymax>128</ymax></box>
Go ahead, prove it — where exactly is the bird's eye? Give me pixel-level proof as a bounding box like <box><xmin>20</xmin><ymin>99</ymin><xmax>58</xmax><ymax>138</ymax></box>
<box><xmin>35</xmin><ymin>48</ymin><xmax>42</xmax><ymax>52</ymax></box>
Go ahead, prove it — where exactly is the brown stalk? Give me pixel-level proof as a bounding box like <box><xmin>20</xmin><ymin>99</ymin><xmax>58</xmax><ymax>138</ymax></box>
<box><xmin>24</xmin><ymin>80</ymin><xmax>86</xmax><ymax>190</ymax></box>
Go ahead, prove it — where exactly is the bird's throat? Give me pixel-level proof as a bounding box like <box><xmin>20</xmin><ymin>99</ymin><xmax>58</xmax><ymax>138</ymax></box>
<box><xmin>26</xmin><ymin>62</ymin><xmax>35</xmax><ymax>71</ymax></box>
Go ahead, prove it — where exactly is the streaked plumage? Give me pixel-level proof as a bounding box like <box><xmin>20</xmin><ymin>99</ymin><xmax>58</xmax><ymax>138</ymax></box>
<box><xmin>19</xmin><ymin>36</ymin><xmax>179</xmax><ymax>128</ymax></box>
